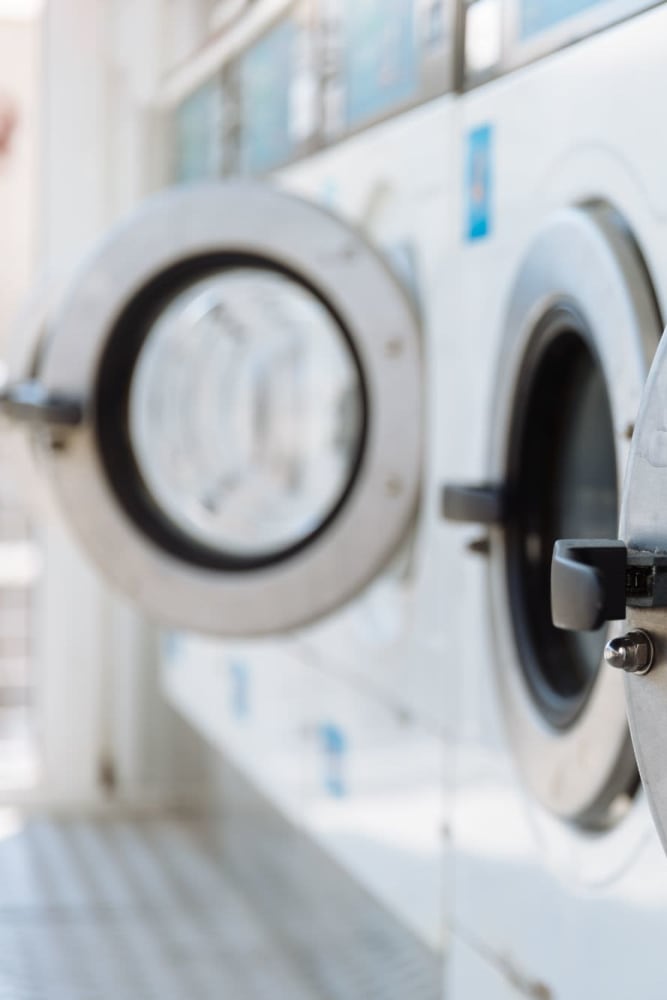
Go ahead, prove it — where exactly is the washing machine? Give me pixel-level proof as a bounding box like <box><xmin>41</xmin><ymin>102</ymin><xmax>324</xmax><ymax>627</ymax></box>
<box><xmin>158</xmin><ymin>0</ymin><xmax>459</xmax><ymax>959</ymax></box>
<box><xmin>2</xmin><ymin>0</ymin><xmax>462</xmax><ymax>976</ymax></box>
<box><xmin>164</xmin><ymin>0</ymin><xmax>458</xmax><ymax>726</ymax></box>
<box><xmin>0</xmin><ymin>169</ymin><xmax>450</xmax><ymax>989</ymax></box>
<box><xmin>441</xmin><ymin>1</ymin><xmax>667</xmax><ymax>996</ymax></box>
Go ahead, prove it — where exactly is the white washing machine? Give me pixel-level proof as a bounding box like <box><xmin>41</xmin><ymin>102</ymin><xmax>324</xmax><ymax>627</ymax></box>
<box><xmin>4</xmin><ymin>0</ymin><xmax>460</xmax><ymax>971</ymax></box>
<box><xmin>158</xmin><ymin>0</ymin><xmax>459</xmax><ymax>958</ymax></box>
<box><xmin>0</xmin><ymin>171</ymin><xmax>449</xmax><ymax>984</ymax></box>
<box><xmin>165</xmin><ymin>0</ymin><xmax>458</xmax><ymax>727</ymax></box>
<box><xmin>442</xmin><ymin>2</ymin><xmax>667</xmax><ymax>996</ymax></box>
<box><xmin>275</xmin><ymin>101</ymin><xmax>455</xmax><ymax>727</ymax></box>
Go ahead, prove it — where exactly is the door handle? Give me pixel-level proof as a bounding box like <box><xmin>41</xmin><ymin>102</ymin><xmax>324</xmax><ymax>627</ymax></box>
<box><xmin>551</xmin><ymin>539</ymin><xmax>667</xmax><ymax>632</ymax></box>
<box><xmin>551</xmin><ymin>539</ymin><xmax>627</xmax><ymax>631</ymax></box>
<box><xmin>0</xmin><ymin>380</ymin><xmax>83</xmax><ymax>427</ymax></box>
<box><xmin>441</xmin><ymin>483</ymin><xmax>505</xmax><ymax>524</ymax></box>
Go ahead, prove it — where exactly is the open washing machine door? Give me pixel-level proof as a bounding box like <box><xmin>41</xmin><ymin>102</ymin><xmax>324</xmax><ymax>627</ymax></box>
<box><xmin>552</xmin><ymin>328</ymin><xmax>667</xmax><ymax>855</ymax></box>
<box><xmin>444</xmin><ymin>204</ymin><xmax>662</xmax><ymax>829</ymax></box>
<box><xmin>1</xmin><ymin>181</ymin><xmax>422</xmax><ymax>637</ymax></box>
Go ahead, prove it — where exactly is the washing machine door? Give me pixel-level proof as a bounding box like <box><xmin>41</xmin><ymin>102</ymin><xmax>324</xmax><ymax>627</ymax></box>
<box><xmin>3</xmin><ymin>182</ymin><xmax>421</xmax><ymax>637</ymax></box>
<box><xmin>445</xmin><ymin>204</ymin><xmax>662</xmax><ymax>828</ymax></box>
<box><xmin>552</xmin><ymin>330</ymin><xmax>667</xmax><ymax>853</ymax></box>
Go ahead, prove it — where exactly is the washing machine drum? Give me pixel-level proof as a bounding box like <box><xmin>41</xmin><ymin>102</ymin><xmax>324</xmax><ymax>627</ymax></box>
<box><xmin>445</xmin><ymin>204</ymin><xmax>662</xmax><ymax>829</ymax></box>
<box><xmin>1</xmin><ymin>182</ymin><xmax>422</xmax><ymax>637</ymax></box>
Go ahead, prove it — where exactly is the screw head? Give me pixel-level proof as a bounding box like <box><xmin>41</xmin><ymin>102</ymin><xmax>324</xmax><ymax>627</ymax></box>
<box><xmin>385</xmin><ymin>476</ymin><xmax>404</xmax><ymax>497</ymax></box>
<box><xmin>385</xmin><ymin>338</ymin><xmax>404</xmax><ymax>358</ymax></box>
<box><xmin>604</xmin><ymin>629</ymin><xmax>654</xmax><ymax>676</ymax></box>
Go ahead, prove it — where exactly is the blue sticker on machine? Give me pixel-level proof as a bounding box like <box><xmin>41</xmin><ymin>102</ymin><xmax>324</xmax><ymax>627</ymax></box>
<box><xmin>229</xmin><ymin>660</ymin><xmax>251</xmax><ymax>720</ymax></box>
<box><xmin>319</xmin><ymin>722</ymin><xmax>347</xmax><ymax>798</ymax></box>
<box><xmin>162</xmin><ymin>630</ymin><xmax>185</xmax><ymax>666</ymax></box>
<box><xmin>466</xmin><ymin>124</ymin><xmax>493</xmax><ymax>241</ymax></box>
<box><xmin>519</xmin><ymin>0</ymin><xmax>607</xmax><ymax>39</ymax></box>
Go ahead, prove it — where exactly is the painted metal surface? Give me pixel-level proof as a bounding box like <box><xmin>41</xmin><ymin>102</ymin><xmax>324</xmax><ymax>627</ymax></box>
<box><xmin>155</xmin><ymin>94</ymin><xmax>457</xmax><ymax>964</ymax></box>
<box><xmin>163</xmin><ymin>634</ymin><xmax>447</xmax><ymax>951</ymax></box>
<box><xmin>622</xmin><ymin>332</ymin><xmax>667</xmax><ymax>855</ymax></box>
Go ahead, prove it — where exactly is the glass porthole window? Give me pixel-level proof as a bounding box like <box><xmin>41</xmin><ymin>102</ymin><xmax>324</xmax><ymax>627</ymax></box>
<box><xmin>127</xmin><ymin>268</ymin><xmax>365</xmax><ymax>564</ymax></box>
<box><xmin>506</xmin><ymin>310</ymin><xmax>618</xmax><ymax>729</ymax></box>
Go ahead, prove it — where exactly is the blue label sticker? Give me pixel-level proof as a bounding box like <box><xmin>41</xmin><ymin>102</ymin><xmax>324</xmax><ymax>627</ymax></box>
<box><xmin>466</xmin><ymin>124</ymin><xmax>493</xmax><ymax>242</ymax></box>
<box><xmin>519</xmin><ymin>0</ymin><xmax>607</xmax><ymax>39</ymax></box>
<box><xmin>162</xmin><ymin>631</ymin><xmax>185</xmax><ymax>666</ymax></box>
<box><xmin>319</xmin><ymin>722</ymin><xmax>347</xmax><ymax>798</ymax></box>
<box><xmin>228</xmin><ymin>660</ymin><xmax>251</xmax><ymax>720</ymax></box>
<box><xmin>319</xmin><ymin>177</ymin><xmax>340</xmax><ymax>210</ymax></box>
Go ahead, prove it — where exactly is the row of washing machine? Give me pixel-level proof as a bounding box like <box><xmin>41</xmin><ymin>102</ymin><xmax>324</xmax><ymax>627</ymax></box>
<box><xmin>8</xmin><ymin>3</ymin><xmax>667</xmax><ymax>997</ymax></box>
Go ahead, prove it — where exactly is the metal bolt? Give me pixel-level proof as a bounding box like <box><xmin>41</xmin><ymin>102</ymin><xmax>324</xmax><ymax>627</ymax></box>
<box><xmin>385</xmin><ymin>338</ymin><xmax>404</xmax><ymax>358</ymax></box>
<box><xmin>604</xmin><ymin>629</ymin><xmax>654</xmax><ymax>676</ymax></box>
<box><xmin>385</xmin><ymin>476</ymin><xmax>404</xmax><ymax>497</ymax></box>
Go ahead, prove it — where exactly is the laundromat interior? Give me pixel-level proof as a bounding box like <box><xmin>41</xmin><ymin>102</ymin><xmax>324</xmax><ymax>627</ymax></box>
<box><xmin>4</xmin><ymin>1</ymin><xmax>667</xmax><ymax>997</ymax></box>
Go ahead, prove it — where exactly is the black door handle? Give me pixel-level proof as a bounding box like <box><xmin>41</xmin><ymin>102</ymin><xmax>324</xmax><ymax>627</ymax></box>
<box><xmin>551</xmin><ymin>539</ymin><xmax>627</xmax><ymax>631</ymax></box>
<box><xmin>441</xmin><ymin>483</ymin><xmax>505</xmax><ymax>525</ymax></box>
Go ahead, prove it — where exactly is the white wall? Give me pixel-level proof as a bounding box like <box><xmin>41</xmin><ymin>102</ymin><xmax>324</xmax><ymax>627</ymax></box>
<box><xmin>0</xmin><ymin>12</ymin><xmax>39</xmax><ymax>349</ymax></box>
<box><xmin>26</xmin><ymin>0</ymin><xmax>201</xmax><ymax>808</ymax></box>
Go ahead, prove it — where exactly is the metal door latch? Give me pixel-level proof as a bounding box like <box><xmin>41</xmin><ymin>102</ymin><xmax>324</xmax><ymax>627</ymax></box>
<box><xmin>0</xmin><ymin>380</ymin><xmax>83</xmax><ymax>427</ymax></box>
<box><xmin>551</xmin><ymin>539</ymin><xmax>667</xmax><ymax>631</ymax></box>
<box><xmin>441</xmin><ymin>483</ymin><xmax>505</xmax><ymax>525</ymax></box>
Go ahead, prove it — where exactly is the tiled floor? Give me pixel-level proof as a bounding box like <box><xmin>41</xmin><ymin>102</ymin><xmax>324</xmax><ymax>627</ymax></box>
<box><xmin>0</xmin><ymin>813</ymin><xmax>324</xmax><ymax>1000</ymax></box>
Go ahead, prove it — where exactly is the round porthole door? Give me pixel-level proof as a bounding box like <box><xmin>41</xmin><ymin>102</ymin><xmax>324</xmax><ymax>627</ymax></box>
<box><xmin>606</xmin><ymin>331</ymin><xmax>667</xmax><ymax>852</ymax></box>
<box><xmin>4</xmin><ymin>182</ymin><xmax>422</xmax><ymax>636</ymax></box>
<box><xmin>445</xmin><ymin>204</ymin><xmax>662</xmax><ymax>828</ymax></box>
<box><xmin>553</xmin><ymin>330</ymin><xmax>667</xmax><ymax>854</ymax></box>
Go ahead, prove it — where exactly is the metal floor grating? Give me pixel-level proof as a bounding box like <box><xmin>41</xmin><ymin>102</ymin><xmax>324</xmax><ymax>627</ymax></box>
<box><xmin>0</xmin><ymin>813</ymin><xmax>330</xmax><ymax>1000</ymax></box>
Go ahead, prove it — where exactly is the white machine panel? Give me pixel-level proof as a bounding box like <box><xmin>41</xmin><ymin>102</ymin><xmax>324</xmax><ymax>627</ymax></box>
<box><xmin>162</xmin><ymin>635</ymin><xmax>447</xmax><ymax>951</ymax></box>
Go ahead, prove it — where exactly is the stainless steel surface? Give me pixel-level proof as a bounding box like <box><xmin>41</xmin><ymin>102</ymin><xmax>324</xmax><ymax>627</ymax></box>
<box><xmin>621</xmin><ymin>331</ymin><xmax>667</xmax><ymax>855</ymax></box>
<box><xmin>486</xmin><ymin>204</ymin><xmax>659</xmax><ymax>823</ymax></box>
<box><xmin>604</xmin><ymin>630</ymin><xmax>654</xmax><ymax>675</ymax></box>
<box><xmin>32</xmin><ymin>181</ymin><xmax>422</xmax><ymax>637</ymax></box>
